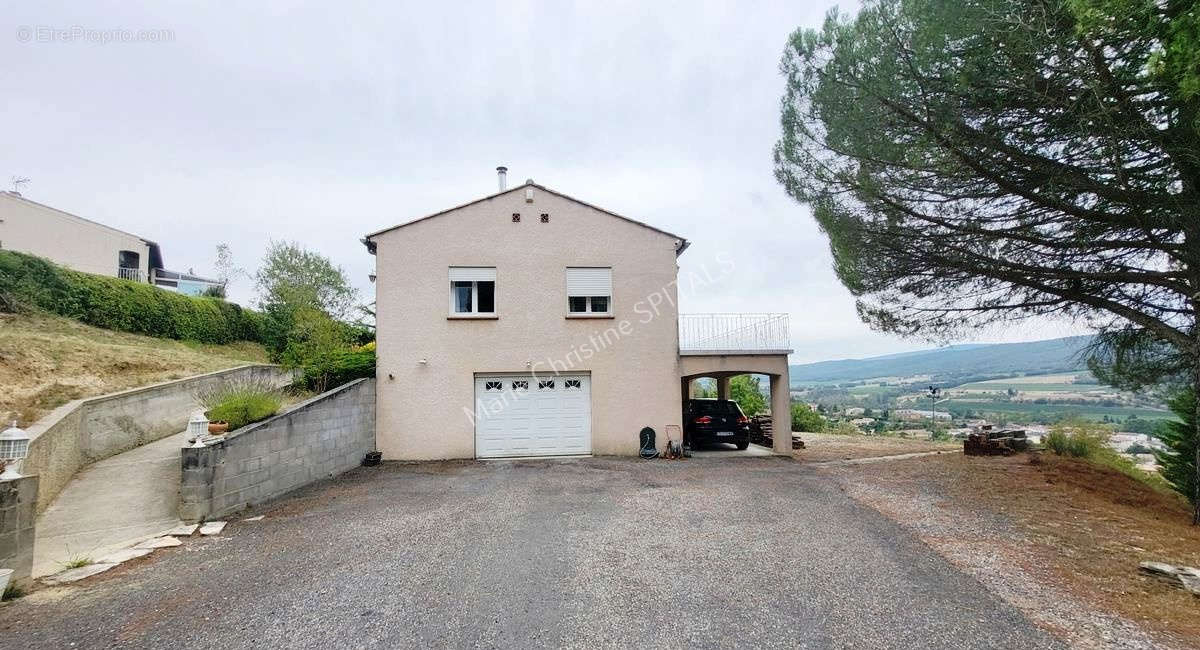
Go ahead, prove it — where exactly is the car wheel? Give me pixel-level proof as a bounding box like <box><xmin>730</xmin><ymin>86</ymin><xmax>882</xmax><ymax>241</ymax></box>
<box><xmin>736</xmin><ymin>441</ymin><xmax>749</xmax><ymax>450</ymax></box>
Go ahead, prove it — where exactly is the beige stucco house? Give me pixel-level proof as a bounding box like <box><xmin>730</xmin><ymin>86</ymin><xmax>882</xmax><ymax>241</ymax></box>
<box><xmin>365</xmin><ymin>174</ymin><xmax>792</xmax><ymax>459</ymax></box>
<box><xmin>0</xmin><ymin>191</ymin><xmax>222</xmax><ymax>295</ymax></box>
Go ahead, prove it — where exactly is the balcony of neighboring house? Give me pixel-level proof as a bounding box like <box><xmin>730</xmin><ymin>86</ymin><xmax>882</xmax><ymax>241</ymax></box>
<box><xmin>150</xmin><ymin>268</ymin><xmax>225</xmax><ymax>296</ymax></box>
<box><xmin>117</xmin><ymin>266</ymin><xmax>145</xmax><ymax>282</ymax></box>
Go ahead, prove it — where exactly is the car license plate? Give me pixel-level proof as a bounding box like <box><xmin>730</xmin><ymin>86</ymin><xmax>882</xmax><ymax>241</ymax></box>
<box><xmin>716</xmin><ymin>431</ymin><xmax>734</xmax><ymax>437</ymax></box>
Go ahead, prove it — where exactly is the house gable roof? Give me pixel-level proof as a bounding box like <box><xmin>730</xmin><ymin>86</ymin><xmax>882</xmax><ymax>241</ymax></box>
<box><xmin>1</xmin><ymin>191</ymin><xmax>166</xmax><ymax>269</ymax></box>
<box><xmin>362</xmin><ymin>181</ymin><xmax>690</xmax><ymax>256</ymax></box>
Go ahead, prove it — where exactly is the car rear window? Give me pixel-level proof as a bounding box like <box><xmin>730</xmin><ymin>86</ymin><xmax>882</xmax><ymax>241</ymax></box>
<box><xmin>689</xmin><ymin>400</ymin><xmax>743</xmax><ymax>416</ymax></box>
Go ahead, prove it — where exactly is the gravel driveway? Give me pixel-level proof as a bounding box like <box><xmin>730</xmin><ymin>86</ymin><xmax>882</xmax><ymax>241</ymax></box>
<box><xmin>2</xmin><ymin>457</ymin><xmax>1062</xmax><ymax>649</ymax></box>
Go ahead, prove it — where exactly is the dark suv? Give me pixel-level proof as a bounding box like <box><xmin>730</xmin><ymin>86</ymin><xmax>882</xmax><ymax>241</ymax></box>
<box><xmin>683</xmin><ymin>399</ymin><xmax>752</xmax><ymax>450</ymax></box>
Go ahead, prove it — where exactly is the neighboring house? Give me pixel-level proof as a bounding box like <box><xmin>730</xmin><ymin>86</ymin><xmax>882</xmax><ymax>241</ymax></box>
<box><xmin>0</xmin><ymin>190</ymin><xmax>222</xmax><ymax>295</ymax></box>
<box><xmin>365</xmin><ymin>173</ymin><xmax>793</xmax><ymax>459</ymax></box>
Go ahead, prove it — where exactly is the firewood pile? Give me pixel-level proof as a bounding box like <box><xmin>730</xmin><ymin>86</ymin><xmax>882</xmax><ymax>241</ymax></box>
<box><xmin>964</xmin><ymin>427</ymin><xmax>1029</xmax><ymax>456</ymax></box>
<box><xmin>749</xmin><ymin>415</ymin><xmax>805</xmax><ymax>449</ymax></box>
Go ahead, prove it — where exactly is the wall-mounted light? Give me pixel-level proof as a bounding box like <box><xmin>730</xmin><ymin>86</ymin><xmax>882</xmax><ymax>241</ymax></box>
<box><xmin>418</xmin><ymin>358</ymin><xmax>428</xmax><ymax>365</ymax></box>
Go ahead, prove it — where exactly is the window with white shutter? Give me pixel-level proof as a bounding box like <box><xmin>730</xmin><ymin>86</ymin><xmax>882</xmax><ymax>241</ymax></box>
<box><xmin>566</xmin><ymin>267</ymin><xmax>612</xmax><ymax>315</ymax></box>
<box><xmin>449</xmin><ymin>267</ymin><xmax>497</xmax><ymax>315</ymax></box>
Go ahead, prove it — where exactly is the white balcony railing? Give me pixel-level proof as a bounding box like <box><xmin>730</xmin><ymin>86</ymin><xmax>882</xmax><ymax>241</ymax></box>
<box><xmin>117</xmin><ymin>267</ymin><xmax>144</xmax><ymax>282</ymax></box>
<box><xmin>679</xmin><ymin>313</ymin><xmax>791</xmax><ymax>353</ymax></box>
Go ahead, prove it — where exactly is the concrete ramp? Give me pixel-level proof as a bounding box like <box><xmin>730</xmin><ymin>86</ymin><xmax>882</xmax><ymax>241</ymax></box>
<box><xmin>32</xmin><ymin>431</ymin><xmax>187</xmax><ymax>577</ymax></box>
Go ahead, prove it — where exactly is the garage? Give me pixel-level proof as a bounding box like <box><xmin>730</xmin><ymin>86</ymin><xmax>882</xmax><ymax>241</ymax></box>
<box><xmin>474</xmin><ymin>374</ymin><xmax>591</xmax><ymax>458</ymax></box>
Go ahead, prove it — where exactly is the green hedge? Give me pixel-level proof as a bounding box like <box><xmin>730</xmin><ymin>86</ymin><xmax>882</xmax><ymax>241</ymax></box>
<box><xmin>297</xmin><ymin>347</ymin><xmax>376</xmax><ymax>392</ymax></box>
<box><xmin>0</xmin><ymin>250</ymin><xmax>264</xmax><ymax>344</ymax></box>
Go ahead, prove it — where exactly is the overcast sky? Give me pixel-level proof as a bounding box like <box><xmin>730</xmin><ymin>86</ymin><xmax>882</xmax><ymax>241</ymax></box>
<box><xmin>2</xmin><ymin>1</ymin><xmax>1089</xmax><ymax>363</ymax></box>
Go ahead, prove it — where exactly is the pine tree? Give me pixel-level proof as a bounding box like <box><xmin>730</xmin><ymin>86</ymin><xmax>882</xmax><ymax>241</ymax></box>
<box><xmin>1155</xmin><ymin>390</ymin><xmax>1198</xmax><ymax>508</ymax></box>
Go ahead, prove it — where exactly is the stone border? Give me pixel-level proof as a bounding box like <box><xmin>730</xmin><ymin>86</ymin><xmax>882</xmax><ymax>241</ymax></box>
<box><xmin>23</xmin><ymin>364</ymin><xmax>293</xmax><ymax>514</ymax></box>
<box><xmin>180</xmin><ymin>378</ymin><xmax>376</xmax><ymax>523</ymax></box>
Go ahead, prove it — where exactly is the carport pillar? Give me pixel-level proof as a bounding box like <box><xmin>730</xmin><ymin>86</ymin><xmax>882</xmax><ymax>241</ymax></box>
<box><xmin>716</xmin><ymin>376</ymin><xmax>732</xmax><ymax>400</ymax></box>
<box><xmin>770</xmin><ymin>371</ymin><xmax>791</xmax><ymax>455</ymax></box>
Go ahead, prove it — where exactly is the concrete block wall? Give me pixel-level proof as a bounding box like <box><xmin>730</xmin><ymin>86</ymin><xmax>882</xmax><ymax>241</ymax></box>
<box><xmin>180</xmin><ymin>378</ymin><xmax>376</xmax><ymax>523</ymax></box>
<box><xmin>0</xmin><ymin>476</ymin><xmax>39</xmax><ymax>587</ymax></box>
<box><xmin>24</xmin><ymin>364</ymin><xmax>292</xmax><ymax>514</ymax></box>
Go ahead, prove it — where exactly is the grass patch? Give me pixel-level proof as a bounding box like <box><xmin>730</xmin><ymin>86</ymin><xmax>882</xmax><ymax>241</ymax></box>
<box><xmin>195</xmin><ymin>377</ymin><xmax>283</xmax><ymax>430</ymax></box>
<box><xmin>2</xmin><ymin>583</ymin><xmax>24</xmax><ymax>601</ymax></box>
<box><xmin>59</xmin><ymin>555</ymin><xmax>92</xmax><ymax>570</ymax></box>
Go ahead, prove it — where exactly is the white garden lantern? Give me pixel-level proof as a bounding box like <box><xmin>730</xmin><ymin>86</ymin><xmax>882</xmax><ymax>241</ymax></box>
<box><xmin>0</xmin><ymin>421</ymin><xmax>30</xmax><ymax>480</ymax></box>
<box><xmin>188</xmin><ymin>412</ymin><xmax>209</xmax><ymax>448</ymax></box>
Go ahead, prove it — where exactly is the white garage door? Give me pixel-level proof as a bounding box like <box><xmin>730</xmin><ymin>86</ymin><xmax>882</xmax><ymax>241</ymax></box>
<box><xmin>474</xmin><ymin>375</ymin><xmax>591</xmax><ymax>458</ymax></box>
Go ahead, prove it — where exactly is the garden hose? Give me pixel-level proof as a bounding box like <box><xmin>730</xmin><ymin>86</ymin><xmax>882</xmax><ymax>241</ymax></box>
<box><xmin>639</xmin><ymin>426</ymin><xmax>659</xmax><ymax>459</ymax></box>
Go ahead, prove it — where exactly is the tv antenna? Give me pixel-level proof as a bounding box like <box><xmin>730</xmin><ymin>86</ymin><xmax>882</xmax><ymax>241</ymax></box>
<box><xmin>11</xmin><ymin>177</ymin><xmax>30</xmax><ymax>194</ymax></box>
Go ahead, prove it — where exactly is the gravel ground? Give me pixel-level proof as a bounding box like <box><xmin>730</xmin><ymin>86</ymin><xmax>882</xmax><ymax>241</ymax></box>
<box><xmin>1</xmin><ymin>457</ymin><xmax>1063</xmax><ymax>649</ymax></box>
<box><xmin>826</xmin><ymin>460</ymin><xmax>1184</xmax><ymax>650</ymax></box>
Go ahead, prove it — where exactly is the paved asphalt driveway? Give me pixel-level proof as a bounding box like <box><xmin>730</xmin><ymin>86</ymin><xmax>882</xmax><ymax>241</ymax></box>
<box><xmin>2</xmin><ymin>457</ymin><xmax>1061</xmax><ymax>649</ymax></box>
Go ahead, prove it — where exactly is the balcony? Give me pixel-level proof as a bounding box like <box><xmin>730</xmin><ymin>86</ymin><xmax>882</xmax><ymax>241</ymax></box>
<box><xmin>117</xmin><ymin>267</ymin><xmax>144</xmax><ymax>282</ymax></box>
<box><xmin>678</xmin><ymin>313</ymin><xmax>791</xmax><ymax>355</ymax></box>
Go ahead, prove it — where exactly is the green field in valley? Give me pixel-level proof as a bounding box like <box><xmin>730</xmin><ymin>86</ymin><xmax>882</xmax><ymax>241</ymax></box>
<box><xmin>955</xmin><ymin>382</ymin><xmax>1097</xmax><ymax>392</ymax></box>
<box><xmin>944</xmin><ymin>399</ymin><xmax>1173</xmax><ymax>422</ymax></box>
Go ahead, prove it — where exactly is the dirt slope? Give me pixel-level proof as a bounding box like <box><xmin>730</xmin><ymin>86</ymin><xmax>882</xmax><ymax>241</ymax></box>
<box><xmin>0</xmin><ymin>312</ymin><xmax>269</xmax><ymax>425</ymax></box>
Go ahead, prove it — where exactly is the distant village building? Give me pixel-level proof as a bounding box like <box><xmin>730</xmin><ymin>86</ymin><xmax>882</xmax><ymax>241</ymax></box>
<box><xmin>1108</xmin><ymin>432</ymin><xmax>1165</xmax><ymax>453</ymax></box>
<box><xmin>893</xmin><ymin>408</ymin><xmax>951</xmax><ymax>421</ymax></box>
<box><xmin>844</xmin><ymin>407</ymin><xmax>865</xmax><ymax>417</ymax></box>
<box><xmin>850</xmin><ymin>417</ymin><xmax>875</xmax><ymax>428</ymax></box>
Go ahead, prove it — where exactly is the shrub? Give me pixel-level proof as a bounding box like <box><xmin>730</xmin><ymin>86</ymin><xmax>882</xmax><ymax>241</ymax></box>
<box><xmin>194</xmin><ymin>377</ymin><xmax>283</xmax><ymax>430</ymax></box>
<box><xmin>272</xmin><ymin>306</ymin><xmax>376</xmax><ymax>392</ymax></box>
<box><xmin>791</xmin><ymin>402</ymin><xmax>825</xmax><ymax>432</ymax></box>
<box><xmin>0</xmin><ymin>250</ymin><xmax>264</xmax><ymax>344</ymax></box>
<box><xmin>730</xmin><ymin>375</ymin><xmax>767</xmax><ymax>416</ymax></box>
<box><xmin>296</xmin><ymin>347</ymin><xmax>376</xmax><ymax>393</ymax></box>
<box><xmin>207</xmin><ymin>392</ymin><xmax>282</xmax><ymax>430</ymax></box>
<box><xmin>1041</xmin><ymin>426</ymin><xmax>1104</xmax><ymax>458</ymax></box>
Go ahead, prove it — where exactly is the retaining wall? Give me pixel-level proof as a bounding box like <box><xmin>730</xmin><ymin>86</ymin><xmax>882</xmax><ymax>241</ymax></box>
<box><xmin>179</xmin><ymin>378</ymin><xmax>376</xmax><ymax>523</ymax></box>
<box><xmin>24</xmin><ymin>364</ymin><xmax>292</xmax><ymax>513</ymax></box>
<box><xmin>0</xmin><ymin>476</ymin><xmax>38</xmax><ymax>587</ymax></box>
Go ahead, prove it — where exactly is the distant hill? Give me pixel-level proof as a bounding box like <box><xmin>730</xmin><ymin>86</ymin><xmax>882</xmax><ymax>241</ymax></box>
<box><xmin>790</xmin><ymin>336</ymin><xmax>1094</xmax><ymax>385</ymax></box>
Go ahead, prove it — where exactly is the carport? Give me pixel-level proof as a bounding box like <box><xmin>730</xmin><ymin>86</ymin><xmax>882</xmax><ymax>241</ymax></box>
<box><xmin>678</xmin><ymin>314</ymin><xmax>792</xmax><ymax>455</ymax></box>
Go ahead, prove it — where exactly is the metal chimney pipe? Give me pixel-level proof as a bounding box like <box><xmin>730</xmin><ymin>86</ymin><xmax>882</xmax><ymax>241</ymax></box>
<box><xmin>496</xmin><ymin>166</ymin><xmax>508</xmax><ymax>192</ymax></box>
